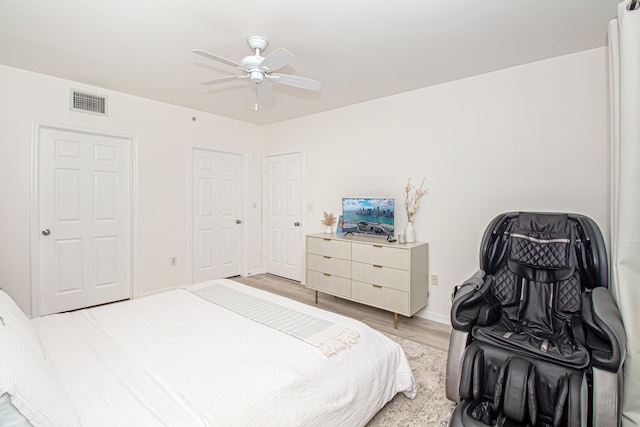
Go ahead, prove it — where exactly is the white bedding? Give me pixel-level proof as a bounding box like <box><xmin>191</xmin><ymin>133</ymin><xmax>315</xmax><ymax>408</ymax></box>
<box><xmin>31</xmin><ymin>279</ymin><xmax>416</xmax><ymax>426</ymax></box>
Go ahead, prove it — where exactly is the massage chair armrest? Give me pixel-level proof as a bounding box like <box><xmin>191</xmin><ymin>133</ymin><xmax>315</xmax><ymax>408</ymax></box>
<box><xmin>452</xmin><ymin>270</ymin><xmax>486</xmax><ymax>297</ymax></box>
<box><xmin>451</xmin><ymin>270</ymin><xmax>501</xmax><ymax>332</ymax></box>
<box><xmin>582</xmin><ymin>287</ymin><xmax>627</xmax><ymax>372</ymax></box>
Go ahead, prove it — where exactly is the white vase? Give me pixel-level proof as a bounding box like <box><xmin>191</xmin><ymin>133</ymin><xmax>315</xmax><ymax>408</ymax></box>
<box><xmin>405</xmin><ymin>222</ymin><xmax>415</xmax><ymax>243</ymax></box>
<box><xmin>325</xmin><ymin>225</ymin><xmax>333</xmax><ymax>234</ymax></box>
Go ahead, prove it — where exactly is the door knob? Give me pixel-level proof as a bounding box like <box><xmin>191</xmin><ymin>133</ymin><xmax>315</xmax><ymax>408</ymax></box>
<box><xmin>236</xmin><ymin>220</ymin><xmax>242</xmax><ymax>224</ymax></box>
<box><xmin>294</xmin><ymin>222</ymin><xmax>300</xmax><ymax>227</ymax></box>
<box><xmin>42</xmin><ymin>229</ymin><xmax>51</xmax><ymax>236</ymax></box>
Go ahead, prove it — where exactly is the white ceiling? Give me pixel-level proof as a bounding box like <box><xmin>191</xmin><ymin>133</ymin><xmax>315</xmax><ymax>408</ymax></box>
<box><xmin>0</xmin><ymin>0</ymin><xmax>621</xmax><ymax>125</ymax></box>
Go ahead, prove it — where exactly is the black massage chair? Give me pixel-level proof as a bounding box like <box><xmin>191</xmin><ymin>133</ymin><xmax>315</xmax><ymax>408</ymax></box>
<box><xmin>446</xmin><ymin>212</ymin><xmax>626</xmax><ymax>427</ymax></box>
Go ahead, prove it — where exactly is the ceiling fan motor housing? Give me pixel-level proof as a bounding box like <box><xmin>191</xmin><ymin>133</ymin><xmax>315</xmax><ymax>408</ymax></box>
<box><xmin>250</xmin><ymin>70</ymin><xmax>264</xmax><ymax>83</ymax></box>
<box><xmin>242</xmin><ymin>56</ymin><xmax>265</xmax><ymax>83</ymax></box>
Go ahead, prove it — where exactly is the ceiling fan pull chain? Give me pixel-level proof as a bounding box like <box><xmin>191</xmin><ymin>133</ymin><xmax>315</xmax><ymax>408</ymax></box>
<box><xmin>254</xmin><ymin>86</ymin><xmax>259</xmax><ymax>112</ymax></box>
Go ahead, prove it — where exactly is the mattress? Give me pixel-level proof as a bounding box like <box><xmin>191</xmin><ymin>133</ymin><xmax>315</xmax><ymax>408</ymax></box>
<box><xmin>30</xmin><ymin>279</ymin><xmax>416</xmax><ymax>426</ymax></box>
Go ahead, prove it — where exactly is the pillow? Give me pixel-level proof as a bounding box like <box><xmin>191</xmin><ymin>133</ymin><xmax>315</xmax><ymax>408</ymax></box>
<box><xmin>0</xmin><ymin>319</ymin><xmax>81</xmax><ymax>427</ymax></box>
<box><xmin>0</xmin><ymin>290</ymin><xmax>43</xmax><ymax>355</ymax></box>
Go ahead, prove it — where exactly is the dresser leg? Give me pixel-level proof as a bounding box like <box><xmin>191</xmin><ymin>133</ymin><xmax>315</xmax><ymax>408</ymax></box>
<box><xmin>393</xmin><ymin>313</ymin><xmax>398</xmax><ymax>329</ymax></box>
<box><xmin>315</xmin><ymin>290</ymin><xmax>318</xmax><ymax>304</ymax></box>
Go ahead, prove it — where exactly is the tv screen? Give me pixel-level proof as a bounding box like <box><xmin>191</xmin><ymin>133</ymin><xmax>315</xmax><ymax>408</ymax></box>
<box><xmin>342</xmin><ymin>198</ymin><xmax>394</xmax><ymax>236</ymax></box>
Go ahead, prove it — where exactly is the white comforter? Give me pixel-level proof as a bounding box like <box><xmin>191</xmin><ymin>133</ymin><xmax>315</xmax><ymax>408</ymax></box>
<box><xmin>32</xmin><ymin>279</ymin><xmax>416</xmax><ymax>426</ymax></box>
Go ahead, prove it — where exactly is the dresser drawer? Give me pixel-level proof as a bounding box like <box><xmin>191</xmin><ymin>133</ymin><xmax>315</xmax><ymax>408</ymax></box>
<box><xmin>306</xmin><ymin>270</ymin><xmax>351</xmax><ymax>298</ymax></box>
<box><xmin>307</xmin><ymin>254</ymin><xmax>351</xmax><ymax>278</ymax></box>
<box><xmin>351</xmin><ymin>262</ymin><xmax>409</xmax><ymax>292</ymax></box>
<box><xmin>351</xmin><ymin>280</ymin><xmax>409</xmax><ymax>314</ymax></box>
<box><xmin>351</xmin><ymin>243</ymin><xmax>409</xmax><ymax>269</ymax></box>
<box><xmin>306</xmin><ymin>236</ymin><xmax>351</xmax><ymax>259</ymax></box>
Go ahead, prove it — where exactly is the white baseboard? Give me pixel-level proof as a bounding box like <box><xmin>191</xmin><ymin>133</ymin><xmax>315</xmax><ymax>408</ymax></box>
<box><xmin>138</xmin><ymin>271</ymin><xmax>267</xmax><ymax>299</ymax></box>
<box><xmin>137</xmin><ymin>283</ymin><xmax>186</xmax><ymax>299</ymax></box>
<box><xmin>246</xmin><ymin>268</ymin><xmax>265</xmax><ymax>276</ymax></box>
<box><xmin>415</xmin><ymin>310</ymin><xmax>451</xmax><ymax>326</ymax></box>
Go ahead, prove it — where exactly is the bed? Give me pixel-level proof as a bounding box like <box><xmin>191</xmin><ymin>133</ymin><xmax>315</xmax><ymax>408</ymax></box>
<box><xmin>0</xmin><ymin>279</ymin><xmax>417</xmax><ymax>426</ymax></box>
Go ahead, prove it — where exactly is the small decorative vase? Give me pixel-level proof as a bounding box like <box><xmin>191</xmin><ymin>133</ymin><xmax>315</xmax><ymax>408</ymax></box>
<box><xmin>405</xmin><ymin>222</ymin><xmax>415</xmax><ymax>243</ymax></box>
<box><xmin>325</xmin><ymin>225</ymin><xmax>333</xmax><ymax>234</ymax></box>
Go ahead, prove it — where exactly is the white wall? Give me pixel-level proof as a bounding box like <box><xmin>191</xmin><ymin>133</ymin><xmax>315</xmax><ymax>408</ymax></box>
<box><xmin>263</xmin><ymin>48</ymin><xmax>610</xmax><ymax>324</ymax></box>
<box><xmin>0</xmin><ymin>65</ymin><xmax>263</xmax><ymax>315</ymax></box>
<box><xmin>0</xmin><ymin>47</ymin><xmax>611</xmax><ymax>323</ymax></box>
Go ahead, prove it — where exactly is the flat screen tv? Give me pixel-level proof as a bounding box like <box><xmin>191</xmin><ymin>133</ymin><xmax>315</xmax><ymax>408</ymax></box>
<box><xmin>342</xmin><ymin>198</ymin><xmax>394</xmax><ymax>236</ymax></box>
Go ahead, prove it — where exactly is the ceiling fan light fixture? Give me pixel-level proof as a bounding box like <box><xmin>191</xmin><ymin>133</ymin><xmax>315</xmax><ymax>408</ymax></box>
<box><xmin>249</xmin><ymin>70</ymin><xmax>264</xmax><ymax>83</ymax></box>
<box><xmin>241</xmin><ymin>56</ymin><xmax>264</xmax><ymax>83</ymax></box>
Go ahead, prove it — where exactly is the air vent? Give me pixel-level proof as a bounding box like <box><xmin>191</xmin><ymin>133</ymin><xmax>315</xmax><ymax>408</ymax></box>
<box><xmin>70</xmin><ymin>89</ymin><xmax>107</xmax><ymax>115</ymax></box>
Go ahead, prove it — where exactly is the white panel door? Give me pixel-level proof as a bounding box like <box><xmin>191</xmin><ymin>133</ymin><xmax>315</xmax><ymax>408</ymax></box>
<box><xmin>38</xmin><ymin>126</ymin><xmax>131</xmax><ymax>316</ymax></box>
<box><xmin>264</xmin><ymin>153</ymin><xmax>302</xmax><ymax>281</ymax></box>
<box><xmin>192</xmin><ymin>149</ymin><xmax>243</xmax><ymax>282</ymax></box>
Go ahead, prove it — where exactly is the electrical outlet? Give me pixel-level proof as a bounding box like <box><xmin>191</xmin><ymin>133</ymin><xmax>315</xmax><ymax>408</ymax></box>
<box><xmin>169</xmin><ymin>256</ymin><xmax>177</xmax><ymax>266</ymax></box>
<box><xmin>431</xmin><ymin>274</ymin><xmax>439</xmax><ymax>286</ymax></box>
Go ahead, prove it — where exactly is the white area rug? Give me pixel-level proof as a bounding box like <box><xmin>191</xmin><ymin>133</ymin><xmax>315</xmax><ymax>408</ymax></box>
<box><xmin>367</xmin><ymin>334</ymin><xmax>455</xmax><ymax>427</ymax></box>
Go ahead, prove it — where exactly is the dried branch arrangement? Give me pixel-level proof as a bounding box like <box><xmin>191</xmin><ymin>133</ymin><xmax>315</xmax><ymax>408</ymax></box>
<box><xmin>404</xmin><ymin>177</ymin><xmax>428</xmax><ymax>223</ymax></box>
<box><xmin>320</xmin><ymin>211</ymin><xmax>337</xmax><ymax>226</ymax></box>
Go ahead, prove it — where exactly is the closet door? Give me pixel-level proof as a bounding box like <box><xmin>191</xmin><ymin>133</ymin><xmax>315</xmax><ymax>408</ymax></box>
<box><xmin>192</xmin><ymin>148</ymin><xmax>243</xmax><ymax>282</ymax></box>
<box><xmin>264</xmin><ymin>153</ymin><xmax>302</xmax><ymax>281</ymax></box>
<box><xmin>36</xmin><ymin>125</ymin><xmax>132</xmax><ymax>316</ymax></box>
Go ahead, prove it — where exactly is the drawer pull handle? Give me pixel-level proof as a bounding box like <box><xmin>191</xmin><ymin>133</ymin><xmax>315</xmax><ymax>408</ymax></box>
<box><xmin>323</xmin><ymin>273</ymin><xmax>331</xmax><ymax>277</ymax></box>
<box><xmin>373</xmin><ymin>264</ymin><xmax>383</xmax><ymax>268</ymax></box>
<box><xmin>323</xmin><ymin>238</ymin><xmax>331</xmax><ymax>241</ymax></box>
<box><xmin>372</xmin><ymin>284</ymin><xmax>383</xmax><ymax>289</ymax></box>
<box><xmin>324</xmin><ymin>256</ymin><xmax>332</xmax><ymax>259</ymax></box>
<box><xmin>373</xmin><ymin>244</ymin><xmax>383</xmax><ymax>248</ymax></box>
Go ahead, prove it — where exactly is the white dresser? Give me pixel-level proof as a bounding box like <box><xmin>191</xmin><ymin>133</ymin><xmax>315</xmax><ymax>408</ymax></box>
<box><xmin>305</xmin><ymin>233</ymin><xmax>428</xmax><ymax>328</ymax></box>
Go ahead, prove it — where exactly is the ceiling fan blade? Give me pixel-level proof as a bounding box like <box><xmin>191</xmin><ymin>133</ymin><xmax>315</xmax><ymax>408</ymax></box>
<box><xmin>269</xmin><ymin>73</ymin><xmax>322</xmax><ymax>91</ymax></box>
<box><xmin>256</xmin><ymin>82</ymin><xmax>274</xmax><ymax>101</ymax></box>
<box><xmin>200</xmin><ymin>75</ymin><xmax>248</xmax><ymax>86</ymax></box>
<box><xmin>260</xmin><ymin>48</ymin><xmax>295</xmax><ymax>72</ymax></box>
<box><xmin>193</xmin><ymin>49</ymin><xmax>245</xmax><ymax>70</ymax></box>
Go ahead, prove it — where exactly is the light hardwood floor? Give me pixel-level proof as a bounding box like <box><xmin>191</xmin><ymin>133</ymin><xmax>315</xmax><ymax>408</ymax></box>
<box><xmin>233</xmin><ymin>273</ymin><xmax>452</xmax><ymax>352</ymax></box>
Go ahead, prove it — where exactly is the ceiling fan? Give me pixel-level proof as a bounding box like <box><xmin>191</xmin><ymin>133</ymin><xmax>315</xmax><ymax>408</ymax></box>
<box><xmin>193</xmin><ymin>36</ymin><xmax>322</xmax><ymax>110</ymax></box>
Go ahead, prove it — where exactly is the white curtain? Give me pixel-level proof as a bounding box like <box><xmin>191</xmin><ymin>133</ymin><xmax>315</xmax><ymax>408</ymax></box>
<box><xmin>609</xmin><ymin>2</ymin><xmax>640</xmax><ymax>426</ymax></box>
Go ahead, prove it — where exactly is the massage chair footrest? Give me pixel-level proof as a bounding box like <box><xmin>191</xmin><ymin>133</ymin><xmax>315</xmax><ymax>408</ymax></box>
<box><xmin>454</xmin><ymin>343</ymin><xmax>583</xmax><ymax>427</ymax></box>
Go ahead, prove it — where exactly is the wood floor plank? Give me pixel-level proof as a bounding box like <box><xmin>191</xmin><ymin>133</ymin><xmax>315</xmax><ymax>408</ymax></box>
<box><xmin>232</xmin><ymin>274</ymin><xmax>452</xmax><ymax>352</ymax></box>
